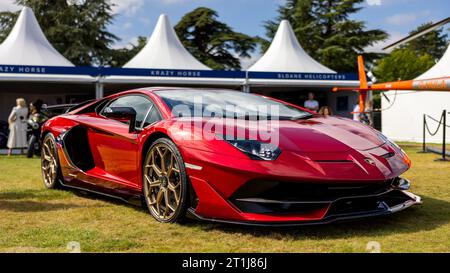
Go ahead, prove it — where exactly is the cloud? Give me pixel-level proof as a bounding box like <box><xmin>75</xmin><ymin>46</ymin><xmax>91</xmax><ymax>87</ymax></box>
<box><xmin>385</xmin><ymin>13</ymin><xmax>417</xmax><ymax>25</ymax></box>
<box><xmin>111</xmin><ymin>0</ymin><xmax>144</xmax><ymax>15</ymax></box>
<box><xmin>0</xmin><ymin>0</ymin><xmax>20</xmax><ymax>12</ymax></box>
<box><xmin>366</xmin><ymin>0</ymin><xmax>382</xmax><ymax>6</ymax></box>
<box><xmin>110</xmin><ymin>0</ymin><xmax>189</xmax><ymax>16</ymax></box>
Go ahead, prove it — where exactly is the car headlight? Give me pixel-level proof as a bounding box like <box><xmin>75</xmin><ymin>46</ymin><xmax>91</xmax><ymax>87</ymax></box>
<box><xmin>378</xmin><ymin>133</ymin><xmax>411</xmax><ymax>167</ymax></box>
<box><xmin>378</xmin><ymin>133</ymin><xmax>401</xmax><ymax>151</ymax></box>
<box><xmin>225</xmin><ymin>139</ymin><xmax>281</xmax><ymax>160</ymax></box>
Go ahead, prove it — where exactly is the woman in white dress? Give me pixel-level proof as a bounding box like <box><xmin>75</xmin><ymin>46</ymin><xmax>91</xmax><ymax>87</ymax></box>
<box><xmin>7</xmin><ymin>98</ymin><xmax>28</xmax><ymax>156</ymax></box>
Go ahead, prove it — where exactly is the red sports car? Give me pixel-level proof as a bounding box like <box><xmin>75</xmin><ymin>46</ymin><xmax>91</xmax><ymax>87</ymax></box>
<box><xmin>40</xmin><ymin>87</ymin><xmax>421</xmax><ymax>225</ymax></box>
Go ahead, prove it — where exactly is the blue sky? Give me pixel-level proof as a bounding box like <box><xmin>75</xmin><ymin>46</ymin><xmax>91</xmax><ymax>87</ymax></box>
<box><xmin>1</xmin><ymin>0</ymin><xmax>449</xmax><ymax>66</ymax></box>
<box><xmin>107</xmin><ymin>0</ymin><xmax>449</xmax><ymax>47</ymax></box>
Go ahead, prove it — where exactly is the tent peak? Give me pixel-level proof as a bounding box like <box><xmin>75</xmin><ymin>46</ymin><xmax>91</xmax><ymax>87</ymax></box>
<box><xmin>0</xmin><ymin>6</ymin><xmax>73</xmax><ymax>66</ymax></box>
<box><xmin>123</xmin><ymin>14</ymin><xmax>210</xmax><ymax>70</ymax></box>
<box><xmin>416</xmin><ymin>44</ymin><xmax>450</xmax><ymax>80</ymax></box>
<box><xmin>248</xmin><ymin>19</ymin><xmax>335</xmax><ymax>73</ymax></box>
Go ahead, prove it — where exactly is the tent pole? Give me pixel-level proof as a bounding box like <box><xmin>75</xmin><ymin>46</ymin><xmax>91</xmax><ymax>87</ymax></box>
<box><xmin>242</xmin><ymin>84</ymin><xmax>250</xmax><ymax>93</ymax></box>
<box><xmin>242</xmin><ymin>71</ymin><xmax>250</xmax><ymax>93</ymax></box>
<box><xmin>95</xmin><ymin>80</ymin><xmax>104</xmax><ymax>99</ymax></box>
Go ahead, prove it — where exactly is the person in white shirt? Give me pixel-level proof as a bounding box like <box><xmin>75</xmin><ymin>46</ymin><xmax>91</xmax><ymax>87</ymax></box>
<box><xmin>304</xmin><ymin>92</ymin><xmax>319</xmax><ymax>112</ymax></box>
<box><xmin>353</xmin><ymin>104</ymin><xmax>360</xmax><ymax>121</ymax></box>
<box><xmin>7</xmin><ymin>98</ymin><xmax>28</xmax><ymax>156</ymax></box>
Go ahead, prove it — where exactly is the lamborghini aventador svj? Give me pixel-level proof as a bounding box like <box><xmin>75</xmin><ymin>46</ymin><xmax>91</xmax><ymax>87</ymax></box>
<box><xmin>40</xmin><ymin>87</ymin><xmax>421</xmax><ymax>226</ymax></box>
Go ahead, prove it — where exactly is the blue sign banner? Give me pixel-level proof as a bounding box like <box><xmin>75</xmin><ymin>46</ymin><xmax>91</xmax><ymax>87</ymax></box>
<box><xmin>0</xmin><ymin>64</ymin><xmax>358</xmax><ymax>81</ymax></box>
<box><xmin>101</xmin><ymin>67</ymin><xmax>246</xmax><ymax>78</ymax></box>
<box><xmin>248</xmin><ymin>71</ymin><xmax>358</xmax><ymax>81</ymax></box>
<box><xmin>0</xmin><ymin>64</ymin><xmax>99</xmax><ymax>76</ymax></box>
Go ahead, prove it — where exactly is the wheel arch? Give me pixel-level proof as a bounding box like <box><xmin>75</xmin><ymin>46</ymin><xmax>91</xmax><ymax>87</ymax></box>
<box><xmin>141</xmin><ymin>131</ymin><xmax>173</xmax><ymax>165</ymax></box>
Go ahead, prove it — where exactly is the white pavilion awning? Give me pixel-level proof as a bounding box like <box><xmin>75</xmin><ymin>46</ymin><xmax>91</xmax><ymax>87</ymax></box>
<box><xmin>0</xmin><ymin>7</ymin><xmax>94</xmax><ymax>83</ymax></box>
<box><xmin>248</xmin><ymin>20</ymin><xmax>335</xmax><ymax>73</ymax></box>
<box><xmin>104</xmin><ymin>14</ymin><xmax>247</xmax><ymax>86</ymax></box>
<box><xmin>416</xmin><ymin>44</ymin><xmax>450</xmax><ymax>79</ymax></box>
<box><xmin>123</xmin><ymin>14</ymin><xmax>210</xmax><ymax>70</ymax></box>
<box><xmin>246</xmin><ymin>20</ymin><xmax>359</xmax><ymax>88</ymax></box>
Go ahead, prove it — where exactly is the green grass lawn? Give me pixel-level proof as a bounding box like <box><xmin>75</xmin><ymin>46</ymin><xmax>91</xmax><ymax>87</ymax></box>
<box><xmin>0</xmin><ymin>143</ymin><xmax>449</xmax><ymax>253</ymax></box>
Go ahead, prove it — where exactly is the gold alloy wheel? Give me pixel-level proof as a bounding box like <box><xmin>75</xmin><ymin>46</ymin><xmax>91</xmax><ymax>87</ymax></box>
<box><xmin>41</xmin><ymin>136</ymin><xmax>58</xmax><ymax>187</ymax></box>
<box><xmin>144</xmin><ymin>143</ymin><xmax>182</xmax><ymax>221</ymax></box>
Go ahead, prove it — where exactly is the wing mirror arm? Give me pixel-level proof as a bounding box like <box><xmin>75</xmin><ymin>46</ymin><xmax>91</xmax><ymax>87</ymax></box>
<box><xmin>103</xmin><ymin>107</ymin><xmax>139</xmax><ymax>133</ymax></box>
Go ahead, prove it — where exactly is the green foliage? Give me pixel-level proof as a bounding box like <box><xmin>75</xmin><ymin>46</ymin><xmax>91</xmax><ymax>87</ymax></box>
<box><xmin>0</xmin><ymin>0</ymin><xmax>118</xmax><ymax>66</ymax></box>
<box><xmin>403</xmin><ymin>22</ymin><xmax>448</xmax><ymax>60</ymax></box>
<box><xmin>372</xmin><ymin>22</ymin><xmax>447</xmax><ymax>85</ymax></box>
<box><xmin>174</xmin><ymin>7</ymin><xmax>258</xmax><ymax>70</ymax></box>
<box><xmin>109</xmin><ymin>36</ymin><xmax>147</xmax><ymax>67</ymax></box>
<box><xmin>373</xmin><ymin>49</ymin><xmax>435</xmax><ymax>82</ymax></box>
<box><xmin>263</xmin><ymin>0</ymin><xmax>388</xmax><ymax>72</ymax></box>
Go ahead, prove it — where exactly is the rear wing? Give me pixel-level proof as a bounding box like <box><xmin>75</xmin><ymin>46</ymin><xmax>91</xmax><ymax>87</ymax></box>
<box><xmin>42</xmin><ymin>100</ymin><xmax>95</xmax><ymax>117</ymax></box>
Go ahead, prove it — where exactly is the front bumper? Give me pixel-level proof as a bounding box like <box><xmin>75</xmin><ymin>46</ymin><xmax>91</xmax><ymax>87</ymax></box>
<box><xmin>182</xmin><ymin>145</ymin><xmax>420</xmax><ymax>226</ymax></box>
<box><xmin>188</xmin><ymin>190</ymin><xmax>421</xmax><ymax>226</ymax></box>
<box><xmin>187</xmin><ymin>175</ymin><xmax>421</xmax><ymax>226</ymax></box>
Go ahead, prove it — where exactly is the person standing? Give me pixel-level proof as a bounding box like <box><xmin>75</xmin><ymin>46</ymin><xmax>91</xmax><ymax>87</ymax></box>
<box><xmin>318</xmin><ymin>106</ymin><xmax>333</xmax><ymax>116</ymax></box>
<box><xmin>7</xmin><ymin>98</ymin><xmax>28</xmax><ymax>156</ymax></box>
<box><xmin>352</xmin><ymin>104</ymin><xmax>360</xmax><ymax>122</ymax></box>
<box><xmin>304</xmin><ymin>92</ymin><xmax>319</xmax><ymax>112</ymax></box>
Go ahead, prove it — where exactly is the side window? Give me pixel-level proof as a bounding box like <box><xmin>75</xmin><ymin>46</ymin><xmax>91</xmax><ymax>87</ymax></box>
<box><xmin>143</xmin><ymin>107</ymin><xmax>162</xmax><ymax>127</ymax></box>
<box><xmin>102</xmin><ymin>95</ymin><xmax>152</xmax><ymax>128</ymax></box>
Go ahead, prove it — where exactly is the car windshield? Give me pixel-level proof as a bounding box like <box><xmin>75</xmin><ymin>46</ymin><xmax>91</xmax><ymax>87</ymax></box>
<box><xmin>155</xmin><ymin>90</ymin><xmax>312</xmax><ymax>120</ymax></box>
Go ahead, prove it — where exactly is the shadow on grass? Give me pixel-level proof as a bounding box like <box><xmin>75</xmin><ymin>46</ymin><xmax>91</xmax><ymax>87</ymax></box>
<box><xmin>0</xmin><ymin>189</ymin><xmax>97</xmax><ymax>212</ymax></box>
<box><xmin>0</xmin><ymin>200</ymin><xmax>85</xmax><ymax>212</ymax></box>
<box><xmin>186</xmin><ymin>195</ymin><xmax>450</xmax><ymax>239</ymax></box>
<box><xmin>0</xmin><ymin>189</ymin><xmax>71</xmax><ymax>201</ymax></box>
<box><xmin>34</xmin><ymin>184</ymin><xmax>450</xmax><ymax>240</ymax></box>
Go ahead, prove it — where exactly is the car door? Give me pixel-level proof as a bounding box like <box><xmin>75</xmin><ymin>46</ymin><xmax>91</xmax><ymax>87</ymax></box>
<box><xmin>85</xmin><ymin>94</ymin><xmax>154</xmax><ymax>189</ymax></box>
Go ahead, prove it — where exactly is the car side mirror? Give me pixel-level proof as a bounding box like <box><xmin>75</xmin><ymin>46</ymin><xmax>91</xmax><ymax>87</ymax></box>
<box><xmin>103</xmin><ymin>107</ymin><xmax>138</xmax><ymax>133</ymax></box>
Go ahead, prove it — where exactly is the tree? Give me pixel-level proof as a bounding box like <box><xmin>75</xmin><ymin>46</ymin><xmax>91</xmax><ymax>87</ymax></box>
<box><xmin>263</xmin><ymin>0</ymin><xmax>388</xmax><ymax>72</ymax></box>
<box><xmin>403</xmin><ymin>22</ymin><xmax>448</xmax><ymax>60</ymax></box>
<box><xmin>109</xmin><ymin>36</ymin><xmax>147</xmax><ymax>67</ymax></box>
<box><xmin>373</xmin><ymin>49</ymin><xmax>435</xmax><ymax>82</ymax></box>
<box><xmin>175</xmin><ymin>7</ymin><xmax>258</xmax><ymax>70</ymax></box>
<box><xmin>0</xmin><ymin>0</ymin><xmax>118</xmax><ymax>66</ymax></box>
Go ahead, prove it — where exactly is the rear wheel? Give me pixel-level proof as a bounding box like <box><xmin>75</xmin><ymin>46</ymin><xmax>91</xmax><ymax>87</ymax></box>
<box><xmin>143</xmin><ymin>138</ymin><xmax>188</xmax><ymax>223</ymax></box>
<box><xmin>41</xmin><ymin>133</ymin><xmax>62</xmax><ymax>189</ymax></box>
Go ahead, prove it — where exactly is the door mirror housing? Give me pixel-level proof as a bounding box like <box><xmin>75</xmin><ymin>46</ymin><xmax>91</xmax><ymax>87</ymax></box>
<box><xmin>103</xmin><ymin>107</ymin><xmax>138</xmax><ymax>133</ymax></box>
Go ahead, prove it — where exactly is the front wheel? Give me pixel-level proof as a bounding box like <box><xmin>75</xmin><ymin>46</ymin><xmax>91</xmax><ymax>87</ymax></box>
<box><xmin>41</xmin><ymin>133</ymin><xmax>62</xmax><ymax>189</ymax></box>
<box><xmin>143</xmin><ymin>138</ymin><xmax>188</xmax><ymax>223</ymax></box>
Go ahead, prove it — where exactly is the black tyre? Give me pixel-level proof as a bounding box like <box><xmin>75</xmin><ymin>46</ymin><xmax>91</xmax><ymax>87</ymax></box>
<box><xmin>142</xmin><ymin>138</ymin><xmax>188</xmax><ymax>223</ymax></box>
<box><xmin>41</xmin><ymin>133</ymin><xmax>62</xmax><ymax>189</ymax></box>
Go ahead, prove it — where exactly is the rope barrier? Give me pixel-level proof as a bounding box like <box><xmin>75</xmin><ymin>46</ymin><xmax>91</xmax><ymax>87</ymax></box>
<box><xmin>422</xmin><ymin>110</ymin><xmax>449</xmax><ymax>161</ymax></box>
<box><xmin>425</xmin><ymin>114</ymin><xmax>450</xmax><ymax>129</ymax></box>
<box><xmin>424</xmin><ymin>114</ymin><xmax>444</xmax><ymax>136</ymax></box>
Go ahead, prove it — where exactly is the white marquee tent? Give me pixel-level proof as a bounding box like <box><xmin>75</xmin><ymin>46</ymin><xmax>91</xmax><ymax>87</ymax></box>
<box><xmin>0</xmin><ymin>7</ymin><xmax>95</xmax><ymax>121</ymax></box>
<box><xmin>249</xmin><ymin>20</ymin><xmax>335</xmax><ymax>74</ymax></box>
<box><xmin>0</xmin><ymin>7</ymin><xmax>94</xmax><ymax>83</ymax></box>
<box><xmin>247</xmin><ymin>20</ymin><xmax>359</xmax><ymax>116</ymax></box>
<box><xmin>124</xmin><ymin>14</ymin><xmax>210</xmax><ymax>70</ymax></box>
<box><xmin>103</xmin><ymin>14</ymin><xmax>244</xmax><ymax>89</ymax></box>
<box><xmin>247</xmin><ymin>20</ymin><xmax>358</xmax><ymax>88</ymax></box>
<box><xmin>382</xmin><ymin>44</ymin><xmax>450</xmax><ymax>143</ymax></box>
